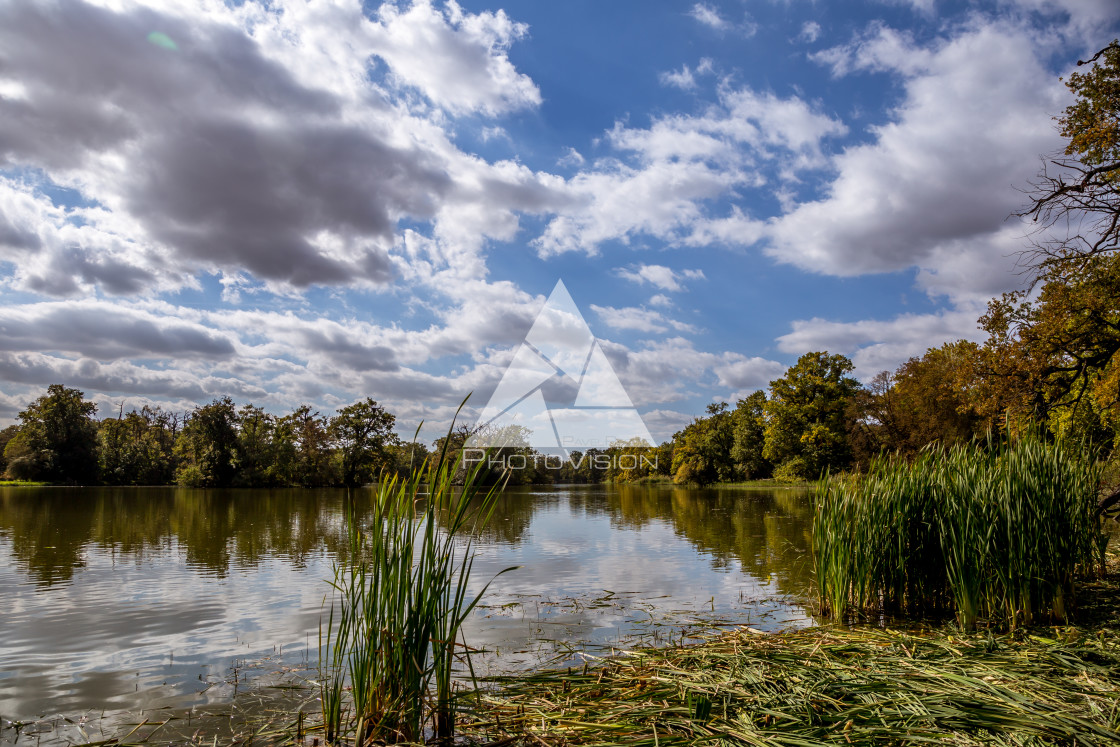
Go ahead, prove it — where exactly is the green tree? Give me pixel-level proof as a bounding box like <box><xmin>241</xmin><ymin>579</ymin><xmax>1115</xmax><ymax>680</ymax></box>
<box><xmin>763</xmin><ymin>352</ymin><xmax>860</xmax><ymax>479</ymax></box>
<box><xmin>573</xmin><ymin>447</ymin><xmax>608</xmax><ymax>483</ymax></box>
<box><xmin>279</xmin><ymin>405</ymin><xmax>336</xmax><ymax>486</ymax></box>
<box><xmin>3</xmin><ymin>385</ymin><xmax>99</xmax><ymax>483</ymax></box>
<box><xmin>671</xmin><ymin>402</ymin><xmax>735</xmax><ymax>486</ymax></box>
<box><xmin>175</xmin><ymin>397</ymin><xmax>239</xmax><ymax>487</ymax></box>
<box><xmin>233</xmin><ymin>404</ymin><xmax>279</xmax><ymax>487</ymax></box>
<box><xmin>730</xmin><ymin>391</ymin><xmax>771</xmax><ymax>479</ymax></box>
<box><xmin>329</xmin><ymin>397</ymin><xmax>399</xmax><ymax>487</ymax></box>
<box><xmin>605</xmin><ymin>437</ymin><xmax>655</xmax><ymax>483</ymax></box>
<box><xmin>391</xmin><ymin>440</ymin><xmax>432</xmax><ymax>477</ymax></box>
<box><xmin>0</xmin><ymin>424</ymin><xmax>19</xmax><ymax>477</ymax></box>
<box><xmin>98</xmin><ymin>407</ymin><xmax>178</xmax><ymax>485</ymax></box>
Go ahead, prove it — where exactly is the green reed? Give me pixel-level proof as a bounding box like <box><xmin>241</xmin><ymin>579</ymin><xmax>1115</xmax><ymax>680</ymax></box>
<box><xmin>319</xmin><ymin>423</ymin><xmax>515</xmax><ymax>745</ymax></box>
<box><xmin>814</xmin><ymin>436</ymin><xmax>1102</xmax><ymax>628</ymax></box>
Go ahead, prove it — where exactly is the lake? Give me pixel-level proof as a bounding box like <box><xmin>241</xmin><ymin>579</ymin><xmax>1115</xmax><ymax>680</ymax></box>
<box><xmin>0</xmin><ymin>484</ymin><xmax>815</xmax><ymax>735</ymax></box>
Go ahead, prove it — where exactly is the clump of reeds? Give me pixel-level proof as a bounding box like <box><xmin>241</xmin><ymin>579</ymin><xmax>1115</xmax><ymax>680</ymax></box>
<box><xmin>814</xmin><ymin>435</ymin><xmax>1103</xmax><ymax>628</ymax></box>
<box><xmin>319</xmin><ymin>425</ymin><xmax>515</xmax><ymax>745</ymax></box>
<box><xmin>476</xmin><ymin>624</ymin><xmax>1120</xmax><ymax>746</ymax></box>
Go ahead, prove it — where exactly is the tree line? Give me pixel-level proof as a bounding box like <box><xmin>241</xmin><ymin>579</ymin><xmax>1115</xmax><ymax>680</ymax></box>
<box><xmin>0</xmin><ymin>316</ymin><xmax>1109</xmax><ymax>490</ymax></box>
<box><xmin>0</xmin><ymin>391</ymin><xmax>411</xmax><ymax>488</ymax></box>
<box><xmin>0</xmin><ymin>387</ymin><xmax>673</xmax><ymax>487</ymax></box>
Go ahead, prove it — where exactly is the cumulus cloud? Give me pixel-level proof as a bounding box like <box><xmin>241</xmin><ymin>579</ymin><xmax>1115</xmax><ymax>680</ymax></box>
<box><xmin>366</xmin><ymin>0</ymin><xmax>541</xmax><ymax>115</ymax></box>
<box><xmin>711</xmin><ymin>355</ymin><xmax>786</xmax><ymax>392</ymax></box>
<box><xmin>776</xmin><ymin>309</ymin><xmax>985</xmax><ymax>379</ymax></box>
<box><xmin>0</xmin><ymin>0</ymin><xmax>557</xmax><ymax>296</ymax></box>
<box><xmin>616</xmin><ymin>264</ymin><xmax>705</xmax><ymax>292</ymax></box>
<box><xmin>534</xmin><ymin>85</ymin><xmax>845</xmax><ymax>256</ymax></box>
<box><xmin>591</xmin><ymin>304</ymin><xmax>698</xmax><ymax>334</ymax></box>
<box><xmin>770</xmin><ymin>19</ymin><xmax>1066</xmax><ymax>303</ymax></box>
<box><xmin>599</xmin><ymin>336</ymin><xmax>784</xmax><ymax>410</ymax></box>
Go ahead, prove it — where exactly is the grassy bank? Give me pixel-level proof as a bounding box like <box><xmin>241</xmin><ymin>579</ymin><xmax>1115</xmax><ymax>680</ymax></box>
<box><xmin>713</xmin><ymin>478</ymin><xmax>811</xmax><ymax>489</ymax></box>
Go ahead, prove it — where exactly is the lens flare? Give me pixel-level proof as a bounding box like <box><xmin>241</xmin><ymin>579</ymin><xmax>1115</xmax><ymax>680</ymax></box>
<box><xmin>147</xmin><ymin>31</ymin><xmax>177</xmax><ymax>51</ymax></box>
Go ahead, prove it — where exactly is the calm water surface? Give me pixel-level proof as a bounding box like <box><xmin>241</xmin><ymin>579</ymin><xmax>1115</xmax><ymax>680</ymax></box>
<box><xmin>0</xmin><ymin>484</ymin><xmax>815</xmax><ymax>729</ymax></box>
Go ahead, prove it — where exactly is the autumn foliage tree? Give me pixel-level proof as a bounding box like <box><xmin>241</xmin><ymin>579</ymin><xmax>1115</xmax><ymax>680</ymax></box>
<box><xmin>980</xmin><ymin>40</ymin><xmax>1120</xmax><ymax>450</ymax></box>
<box><xmin>855</xmin><ymin>342</ymin><xmax>987</xmax><ymax>460</ymax></box>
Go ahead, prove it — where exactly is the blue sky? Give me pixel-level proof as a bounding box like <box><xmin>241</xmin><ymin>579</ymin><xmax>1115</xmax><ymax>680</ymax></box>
<box><xmin>0</xmin><ymin>0</ymin><xmax>1116</xmax><ymax>442</ymax></box>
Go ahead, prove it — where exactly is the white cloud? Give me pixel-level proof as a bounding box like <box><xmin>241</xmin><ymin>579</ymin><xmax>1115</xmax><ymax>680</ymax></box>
<box><xmin>591</xmin><ymin>304</ymin><xmax>698</xmax><ymax>334</ymax></box>
<box><xmin>768</xmin><ymin>19</ymin><xmax>1067</xmax><ymax>303</ymax></box>
<box><xmin>534</xmin><ymin>85</ymin><xmax>845</xmax><ymax>256</ymax></box>
<box><xmin>776</xmin><ymin>309</ymin><xmax>985</xmax><ymax>379</ymax></box>
<box><xmin>557</xmin><ymin>147</ymin><xmax>586</xmax><ymax>168</ymax></box>
<box><xmin>1003</xmin><ymin>0</ymin><xmax>1120</xmax><ymax>36</ymax></box>
<box><xmin>689</xmin><ymin>3</ymin><xmax>728</xmax><ymax>30</ymax></box>
<box><xmin>660</xmin><ymin>65</ymin><xmax>696</xmax><ymax>90</ymax></box>
<box><xmin>599</xmin><ymin>336</ymin><xmax>784</xmax><ymax>412</ymax></box>
<box><xmin>711</xmin><ymin>355</ymin><xmax>786</xmax><ymax>392</ymax></box>
<box><xmin>659</xmin><ymin>58</ymin><xmax>714</xmax><ymax>90</ymax></box>
<box><xmin>640</xmin><ymin>408</ymin><xmax>695</xmax><ymax>442</ymax></box>
<box><xmin>798</xmin><ymin>21</ymin><xmax>822</xmax><ymax>43</ymax></box>
<box><xmin>366</xmin><ymin>0</ymin><xmax>541</xmax><ymax>116</ymax></box>
<box><xmin>0</xmin><ymin>0</ymin><xmax>560</xmax><ymax>297</ymax></box>
<box><xmin>616</xmin><ymin>264</ymin><xmax>705</xmax><ymax>292</ymax></box>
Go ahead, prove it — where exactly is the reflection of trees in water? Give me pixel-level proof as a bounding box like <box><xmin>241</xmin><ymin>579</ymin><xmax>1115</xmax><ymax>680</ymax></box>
<box><xmin>0</xmin><ymin>487</ymin><xmax>357</xmax><ymax>586</ymax></box>
<box><xmin>560</xmin><ymin>488</ymin><xmax>613</xmax><ymax>519</ymax></box>
<box><xmin>608</xmin><ymin>486</ymin><xmax>814</xmax><ymax>597</ymax></box>
<box><xmin>467</xmin><ymin>491</ymin><xmax>549</xmax><ymax>545</ymax></box>
<box><xmin>0</xmin><ymin>485</ymin><xmax>814</xmax><ymax>596</ymax></box>
<box><xmin>485</xmin><ymin>485</ymin><xmax>815</xmax><ymax>598</ymax></box>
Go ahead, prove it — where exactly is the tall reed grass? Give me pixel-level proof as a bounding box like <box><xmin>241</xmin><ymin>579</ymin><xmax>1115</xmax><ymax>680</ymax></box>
<box><xmin>319</xmin><ymin>429</ymin><xmax>514</xmax><ymax>745</ymax></box>
<box><xmin>813</xmin><ymin>435</ymin><xmax>1104</xmax><ymax>628</ymax></box>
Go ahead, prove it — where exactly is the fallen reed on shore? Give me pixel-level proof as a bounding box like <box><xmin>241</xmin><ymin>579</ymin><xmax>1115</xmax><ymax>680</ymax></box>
<box><xmin>475</xmin><ymin>619</ymin><xmax>1120</xmax><ymax>746</ymax></box>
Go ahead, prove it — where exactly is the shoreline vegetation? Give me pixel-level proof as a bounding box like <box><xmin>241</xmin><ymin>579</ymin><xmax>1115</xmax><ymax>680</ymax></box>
<box><xmin>310</xmin><ymin>433</ymin><xmax>1120</xmax><ymax>746</ymax></box>
<box><xmin>73</xmin><ymin>436</ymin><xmax>1100</xmax><ymax>747</ymax></box>
<box><xmin>32</xmin><ymin>547</ymin><xmax>1118</xmax><ymax>747</ymax></box>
